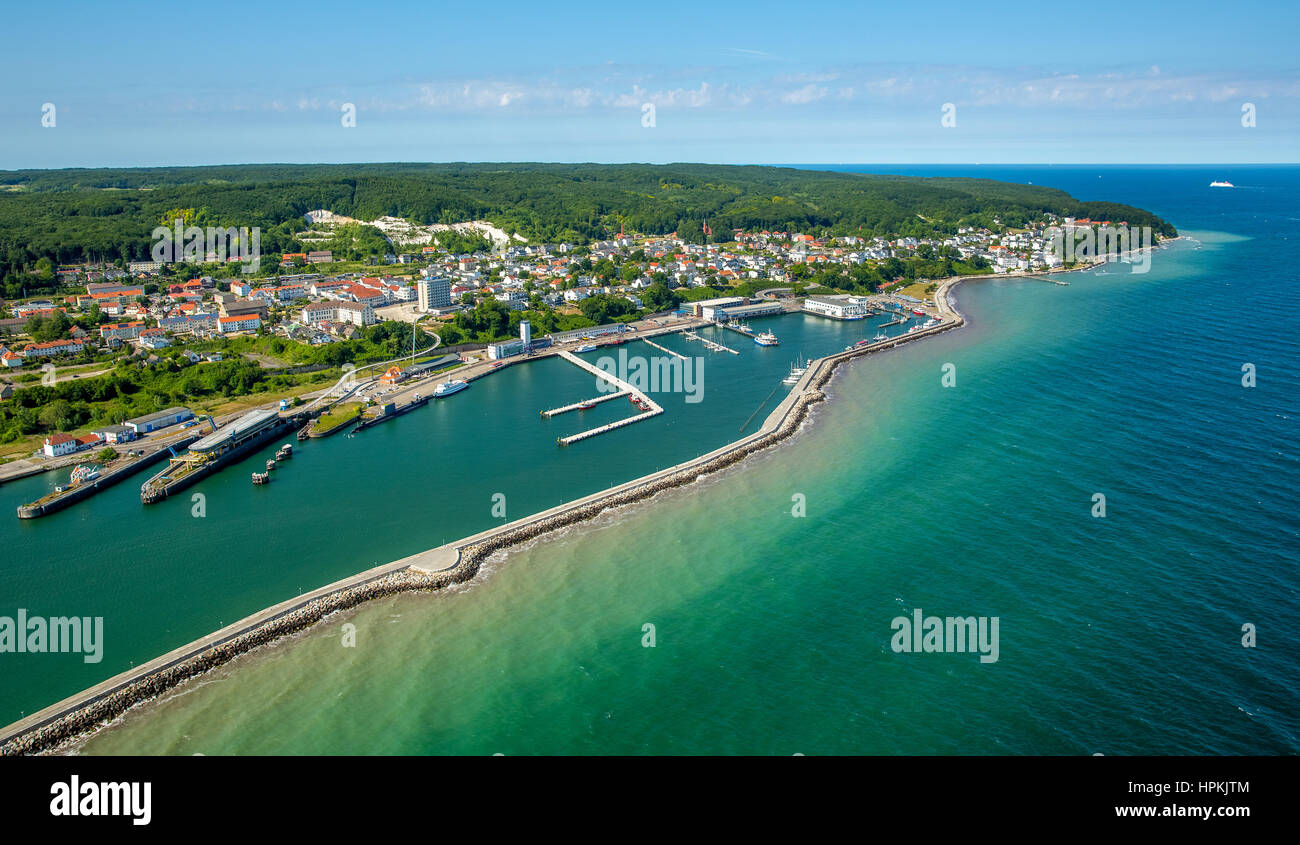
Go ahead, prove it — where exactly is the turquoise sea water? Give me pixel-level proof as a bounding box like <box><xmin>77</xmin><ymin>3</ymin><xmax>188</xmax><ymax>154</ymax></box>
<box><xmin>9</xmin><ymin>165</ymin><xmax>1300</xmax><ymax>754</ymax></box>
<box><xmin>1</xmin><ymin>279</ymin><xmax>891</xmax><ymax>723</ymax></box>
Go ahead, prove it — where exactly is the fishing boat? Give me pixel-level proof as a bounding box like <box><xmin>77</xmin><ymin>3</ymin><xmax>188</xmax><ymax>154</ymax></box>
<box><xmin>575</xmin><ymin>344</ymin><xmax>598</xmax><ymax>353</ymax></box>
<box><xmin>434</xmin><ymin>379</ymin><xmax>469</xmax><ymax>398</ymax></box>
<box><xmin>577</xmin><ymin>400</ymin><xmax>596</xmax><ymax>410</ymax></box>
<box><xmin>754</xmin><ymin>331</ymin><xmax>780</xmax><ymax>347</ymax></box>
<box><xmin>251</xmin><ymin>471</ymin><xmax>270</xmax><ymax>485</ymax></box>
<box><xmin>873</xmin><ymin>332</ymin><xmax>888</xmax><ymax>342</ymax></box>
<box><xmin>69</xmin><ymin>464</ymin><xmax>100</xmax><ymax>486</ymax></box>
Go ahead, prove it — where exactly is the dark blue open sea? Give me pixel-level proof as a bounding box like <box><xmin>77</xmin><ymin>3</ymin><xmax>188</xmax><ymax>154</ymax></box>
<box><xmin>52</xmin><ymin>166</ymin><xmax>1300</xmax><ymax>754</ymax></box>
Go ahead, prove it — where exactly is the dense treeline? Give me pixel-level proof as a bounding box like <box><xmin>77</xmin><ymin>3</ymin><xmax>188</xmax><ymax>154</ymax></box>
<box><xmin>0</xmin><ymin>320</ymin><xmax>438</xmax><ymax>441</ymax></box>
<box><xmin>0</xmin><ymin>359</ymin><xmax>292</xmax><ymax>441</ymax></box>
<box><xmin>0</xmin><ymin>163</ymin><xmax>1176</xmax><ymax>290</ymax></box>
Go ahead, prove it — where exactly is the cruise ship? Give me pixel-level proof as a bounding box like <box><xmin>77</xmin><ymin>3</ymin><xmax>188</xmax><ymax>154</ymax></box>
<box><xmin>434</xmin><ymin>379</ymin><xmax>469</xmax><ymax>397</ymax></box>
<box><xmin>754</xmin><ymin>331</ymin><xmax>780</xmax><ymax>347</ymax></box>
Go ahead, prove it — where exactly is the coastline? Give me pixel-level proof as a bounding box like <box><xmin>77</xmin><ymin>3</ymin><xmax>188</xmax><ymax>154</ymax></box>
<box><xmin>1</xmin><ymin>259</ymin><xmax>1122</xmax><ymax>755</ymax></box>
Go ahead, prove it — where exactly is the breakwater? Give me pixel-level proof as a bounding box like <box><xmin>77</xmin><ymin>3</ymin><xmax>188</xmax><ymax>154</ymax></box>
<box><xmin>0</xmin><ymin>286</ymin><xmax>968</xmax><ymax>756</ymax></box>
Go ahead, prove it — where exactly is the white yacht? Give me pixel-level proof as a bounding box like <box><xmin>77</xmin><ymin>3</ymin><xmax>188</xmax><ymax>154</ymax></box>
<box><xmin>434</xmin><ymin>379</ymin><xmax>469</xmax><ymax>397</ymax></box>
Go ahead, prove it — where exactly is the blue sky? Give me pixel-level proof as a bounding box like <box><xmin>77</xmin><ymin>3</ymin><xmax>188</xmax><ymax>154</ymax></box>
<box><xmin>1</xmin><ymin>0</ymin><xmax>1296</xmax><ymax>168</ymax></box>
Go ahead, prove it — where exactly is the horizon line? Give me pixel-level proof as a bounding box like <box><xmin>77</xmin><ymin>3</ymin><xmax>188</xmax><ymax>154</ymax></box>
<box><xmin>3</xmin><ymin>160</ymin><xmax>1299</xmax><ymax>174</ymax></box>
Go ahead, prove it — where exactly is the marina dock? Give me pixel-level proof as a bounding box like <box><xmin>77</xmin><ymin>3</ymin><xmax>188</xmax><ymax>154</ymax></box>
<box><xmin>553</xmin><ymin>350</ymin><xmax>664</xmax><ymax>445</ymax></box>
<box><xmin>558</xmin><ymin>408</ymin><xmax>661</xmax><ymax>445</ymax></box>
<box><xmin>681</xmin><ymin>330</ymin><xmax>739</xmax><ymax>354</ymax></box>
<box><xmin>541</xmin><ymin>390</ymin><xmax>630</xmax><ymax>417</ymax></box>
<box><xmin>639</xmin><ymin>338</ymin><xmax>689</xmax><ymax>360</ymax></box>
<box><xmin>714</xmin><ymin>321</ymin><xmax>757</xmax><ymax>338</ymax></box>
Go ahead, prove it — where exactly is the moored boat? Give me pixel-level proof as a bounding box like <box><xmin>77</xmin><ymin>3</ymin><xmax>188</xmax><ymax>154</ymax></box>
<box><xmin>252</xmin><ymin>471</ymin><xmax>270</xmax><ymax>485</ymax></box>
<box><xmin>754</xmin><ymin>331</ymin><xmax>780</xmax><ymax>346</ymax></box>
<box><xmin>575</xmin><ymin>344</ymin><xmax>598</xmax><ymax>353</ymax></box>
<box><xmin>69</xmin><ymin>464</ymin><xmax>101</xmax><ymax>486</ymax></box>
<box><xmin>434</xmin><ymin>379</ymin><xmax>469</xmax><ymax>397</ymax></box>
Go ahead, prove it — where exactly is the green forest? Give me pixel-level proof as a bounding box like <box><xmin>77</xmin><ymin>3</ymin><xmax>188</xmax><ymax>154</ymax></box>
<box><xmin>0</xmin><ymin>163</ymin><xmax>1176</xmax><ymax>296</ymax></box>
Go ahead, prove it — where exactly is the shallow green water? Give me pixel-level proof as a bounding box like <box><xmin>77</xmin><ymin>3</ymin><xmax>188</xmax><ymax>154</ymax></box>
<box><xmin>1</xmin><ymin>304</ymin><xmax>888</xmax><ymax>724</ymax></box>
<box><xmin>77</xmin><ymin>222</ymin><xmax>1299</xmax><ymax>754</ymax></box>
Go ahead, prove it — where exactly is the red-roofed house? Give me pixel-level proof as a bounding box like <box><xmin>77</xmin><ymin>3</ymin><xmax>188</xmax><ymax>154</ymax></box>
<box><xmin>43</xmin><ymin>433</ymin><xmax>81</xmax><ymax>458</ymax></box>
<box><xmin>218</xmin><ymin>314</ymin><xmax>261</xmax><ymax>334</ymax></box>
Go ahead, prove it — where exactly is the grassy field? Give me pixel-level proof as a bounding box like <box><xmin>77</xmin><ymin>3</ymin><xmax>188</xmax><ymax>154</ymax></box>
<box><xmin>0</xmin><ymin>367</ymin><xmax>341</xmax><ymax>462</ymax></box>
<box><xmin>896</xmin><ymin>281</ymin><xmax>939</xmax><ymax>301</ymax></box>
<box><xmin>309</xmin><ymin>401</ymin><xmax>364</xmax><ymax>435</ymax></box>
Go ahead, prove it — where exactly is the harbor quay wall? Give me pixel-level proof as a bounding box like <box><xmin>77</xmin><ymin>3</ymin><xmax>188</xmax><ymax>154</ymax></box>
<box><xmin>0</xmin><ymin>300</ymin><xmax>968</xmax><ymax>756</ymax></box>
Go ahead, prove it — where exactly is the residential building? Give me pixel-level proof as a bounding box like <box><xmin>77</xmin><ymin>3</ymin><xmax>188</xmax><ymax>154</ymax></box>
<box><xmin>43</xmin><ymin>433</ymin><xmax>82</xmax><ymax>458</ymax></box>
<box><xmin>100</xmin><ymin>321</ymin><xmax>146</xmax><ymax>341</ymax></box>
<box><xmin>218</xmin><ymin>314</ymin><xmax>262</xmax><ymax>334</ymax></box>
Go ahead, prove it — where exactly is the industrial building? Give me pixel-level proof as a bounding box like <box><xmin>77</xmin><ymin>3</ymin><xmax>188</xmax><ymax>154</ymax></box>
<box><xmin>690</xmin><ymin>296</ymin><xmax>746</xmax><ymax>318</ymax></box>
<box><xmin>125</xmin><ymin>407</ymin><xmax>194</xmax><ymax>434</ymax></box>
<box><xmin>547</xmin><ymin>323</ymin><xmax>632</xmax><ymax>344</ymax></box>
<box><xmin>802</xmin><ymin>295</ymin><xmax>870</xmax><ymax>320</ymax></box>
<box><xmin>703</xmin><ymin>301</ymin><xmax>783</xmax><ymax>321</ymax></box>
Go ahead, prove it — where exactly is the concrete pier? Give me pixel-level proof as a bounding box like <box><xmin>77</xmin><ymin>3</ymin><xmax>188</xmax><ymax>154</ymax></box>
<box><xmin>553</xmin><ymin>350</ymin><xmax>664</xmax><ymax>444</ymax></box>
<box><xmin>558</xmin><ymin>408</ymin><xmax>662</xmax><ymax>445</ymax></box>
<box><xmin>639</xmin><ymin>338</ymin><xmax>689</xmax><ymax>360</ymax></box>
<box><xmin>681</xmin><ymin>331</ymin><xmax>739</xmax><ymax>354</ymax></box>
<box><xmin>541</xmin><ymin>390</ymin><xmax>629</xmax><ymax>417</ymax></box>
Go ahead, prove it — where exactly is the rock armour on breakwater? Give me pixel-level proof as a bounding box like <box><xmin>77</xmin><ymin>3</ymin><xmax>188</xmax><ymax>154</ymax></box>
<box><xmin>2</xmin><ymin>306</ymin><xmax>963</xmax><ymax>756</ymax></box>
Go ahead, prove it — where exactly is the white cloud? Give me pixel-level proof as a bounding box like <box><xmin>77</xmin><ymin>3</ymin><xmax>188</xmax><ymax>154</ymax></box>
<box><xmin>781</xmin><ymin>84</ymin><xmax>828</xmax><ymax>104</ymax></box>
